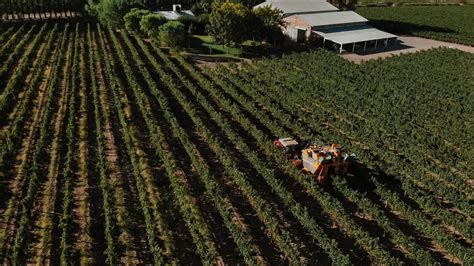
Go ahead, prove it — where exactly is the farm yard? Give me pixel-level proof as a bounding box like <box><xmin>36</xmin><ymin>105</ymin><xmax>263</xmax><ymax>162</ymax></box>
<box><xmin>0</xmin><ymin>8</ymin><xmax>473</xmax><ymax>266</ymax></box>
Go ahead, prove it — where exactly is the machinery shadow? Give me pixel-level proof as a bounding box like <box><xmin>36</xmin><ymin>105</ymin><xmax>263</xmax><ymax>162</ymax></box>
<box><xmin>340</xmin><ymin>161</ymin><xmax>462</xmax><ymax>264</ymax></box>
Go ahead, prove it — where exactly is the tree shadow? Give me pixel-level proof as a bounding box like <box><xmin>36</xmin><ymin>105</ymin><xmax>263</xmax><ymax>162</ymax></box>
<box><xmin>367</xmin><ymin>19</ymin><xmax>457</xmax><ymax>36</ymax></box>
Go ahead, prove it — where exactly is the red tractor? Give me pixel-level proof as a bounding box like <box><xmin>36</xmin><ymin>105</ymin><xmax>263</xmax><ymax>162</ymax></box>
<box><xmin>273</xmin><ymin>137</ymin><xmax>307</xmax><ymax>168</ymax></box>
<box><xmin>273</xmin><ymin>137</ymin><xmax>303</xmax><ymax>159</ymax></box>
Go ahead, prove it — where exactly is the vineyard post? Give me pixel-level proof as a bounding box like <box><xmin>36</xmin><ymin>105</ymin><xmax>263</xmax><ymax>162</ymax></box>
<box><xmin>11</xmin><ymin>1</ymin><xmax>15</xmax><ymax>20</ymax></box>
<box><xmin>38</xmin><ymin>0</ymin><xmax>41</xmax><ymax>20</ymax></box>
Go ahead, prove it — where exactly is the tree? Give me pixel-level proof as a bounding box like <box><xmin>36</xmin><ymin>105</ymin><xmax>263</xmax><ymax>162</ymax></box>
<box><xmin>208</xmin><ymin>2</ymin><xmax>252</xmax><ymax>45</ymax></box>
<box><xmin>194</xmin><ymin>13</ymin><xmax>209</xmax><ymax>34</ymax></box>
<box><xmin>158</xmin><ymin>21</ymin><xmax>187</xmax><ymax>48</ymax></box>
<box><xmin>253</xmin><ymin>5</ymin><xmax>284</xmax><ymax>42</ymax></box>
<box><xmin>237</xmin><ymin>0</ymin><xmax>265</xmax><ymax>8</ymax></box>
<box><xmin>191</xmin><ymin>0</ymin><xmax>213</xmax><ymax>15</ymax></box>
<box><xmin>177</xmin><ymin>15</ymin><xmax>197</xmax><ymax>31</ymax></box>
<box><xmin>139</xmin><ymin>13</ymin><xmax>167</xmax><ymax>37</ymax></box>
<box><xmin>192</xmin><ymin>0</ymin><xmax>264</xmax><ymax>15</ymax></box>
<box><xmin>124</xmin><ymin>8</ymin><xmax>150</xmax><ymax>32</ymax></box>
<box><xmin>86</xmin><ymin>0</ymin><xmax>146</xmax><ymax>28</ymax></box>
<box><xmin>328</xmin><ymin>0</ymin><xmax>356</xmax><ymax>10</ymax></box>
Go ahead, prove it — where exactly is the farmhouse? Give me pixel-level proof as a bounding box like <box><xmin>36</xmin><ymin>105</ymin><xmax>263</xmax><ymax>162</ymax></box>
<box><xmin>254</xmin><ymin>0</ymin><xmax>398</xmax><ymax>53</ymax></box>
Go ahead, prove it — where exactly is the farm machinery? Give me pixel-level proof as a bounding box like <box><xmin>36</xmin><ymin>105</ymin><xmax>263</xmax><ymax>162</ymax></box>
<box><xmin>273</xmin><ymin>137</ymin><xmax>355</xmax><ymax>184</ymax></box>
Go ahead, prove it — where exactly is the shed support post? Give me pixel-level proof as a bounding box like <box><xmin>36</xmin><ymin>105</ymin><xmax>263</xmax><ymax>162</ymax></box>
<box><xmin>364</xmin><ymin>41</ymin><xmax>367</xmax><ymax>51</ymax></box>
<box><xmin>385</xmin><ymin>38</ymin><xmax>388</xmax><ymax>47</ymax></box>
<box><xmin>339</xmin><ymin>43</ymin><xmax>343</xmax><ymax>54</ymax></box>
<box><xmin>375</xmin><ymin>39</ymin><xmax>378</xmax><ymax>48</ymax></box>
<box><xmin>323</xmin><ymin>38</ymin><xmax>326</xmax><ymax>46</ymax></box>
<box><xmin>352</xmin><ymin>42</ymin><xmax>355</xmax><ymax>52</ymax></box>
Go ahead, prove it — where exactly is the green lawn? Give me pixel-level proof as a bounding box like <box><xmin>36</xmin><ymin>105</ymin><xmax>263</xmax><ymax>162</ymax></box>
<box><xmin>357</xmin><ymin>5</ymin><xmax>474</xmax><ymax>46</ymax></box>
<box><xmin>185</xmin><ymin>35</ymin><xmax>315</xmax><ymax>60</ymax></box>
<box><xmin>187</xmin><ymin>35</ymin><xmax>244</xmax><ymax>57</ymax></box>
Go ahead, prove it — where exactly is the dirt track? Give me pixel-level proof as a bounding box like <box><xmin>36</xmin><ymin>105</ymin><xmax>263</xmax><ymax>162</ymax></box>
<box><xmin>341</xmin><ymin>36</ymin><xmax>474</xmax><ymax>63</ymax></box>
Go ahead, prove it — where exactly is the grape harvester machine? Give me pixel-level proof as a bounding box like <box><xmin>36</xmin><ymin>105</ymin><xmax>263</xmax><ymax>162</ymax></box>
<box><xmin>273</xmin><ymin>137</ymin><xmax>356</xmax><ymax>184</ymax></box>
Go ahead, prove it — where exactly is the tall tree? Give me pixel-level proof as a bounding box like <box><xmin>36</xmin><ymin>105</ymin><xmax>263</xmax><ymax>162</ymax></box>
<box><xmin>208</xmin><ymin>1</ymin><xmax>252</xmax><ymax>45</ymax></box>
<box><xmin>253</xmin><ymin>5</ymin><xmax>284</xmax><ymax>42</ymax></box>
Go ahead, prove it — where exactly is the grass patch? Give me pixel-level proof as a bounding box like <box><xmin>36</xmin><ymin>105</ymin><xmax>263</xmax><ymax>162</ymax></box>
<box><xmin>187</xmin><ymin>35</ymin><xmax>243</xmax><ymax>56</ymax></box>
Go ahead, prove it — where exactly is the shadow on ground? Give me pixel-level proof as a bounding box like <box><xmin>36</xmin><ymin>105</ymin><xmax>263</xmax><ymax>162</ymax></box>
<box><xmin>367</xmin><ymin>20</ymin><xmax>457</xmax><ymax>36</ymax></box>
<box><xmin>350</xmin><ymin>42</ymin><xmax>413</xmax><ymax>55</ymax></box>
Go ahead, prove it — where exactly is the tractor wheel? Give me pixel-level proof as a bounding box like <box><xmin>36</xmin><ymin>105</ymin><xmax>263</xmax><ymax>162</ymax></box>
<box><xmin>292</xmin><ymin>159</ymin><xmax>302</xmax><ymax>169</ymax></box>
<box><xmin>273</xmin><ymin>140</ymin><xmax>282</xmax><ymax>147</ymax></box>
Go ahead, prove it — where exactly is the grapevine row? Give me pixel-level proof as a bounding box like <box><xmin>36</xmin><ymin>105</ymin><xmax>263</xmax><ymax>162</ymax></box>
<box><xmin>74</xmin><ymin>21</ymin><xmax>93</xmax><ymax>264</ymax></box>
<box><xmin>203</xmin><ymin>66</ymin><xmax>437</xmax><ymax>264</ymax></box>
<box><xmin>101</xmin><ymin>26</ymin><xmax>214</xmax><ymax>263</ymax></box>
<box><xmin>234</xmin><ymin>62</ymin><xmax>473</xmax><ymax>217</ymax></box>
<box><xmin>213</xmin><ymin>61</ymin><xmax>473</xmax><ymax>262</ymax></box>
<box><xmin>94</xmin><ymin>28</ymin><xmax>143</xmax><ymax>264</ymax></box>
<box><xmin>0</xmin><ymin>23</ymin><xmax>27</xmax><ymax>57</ymax></box>
<box><xmin>33</xmin><ymin>24</ymin><xmax>71</xmax><ymax>264</ymax></box>
<box><xmin>280</xmin><ymin>60</ymin><xmax>472</xmax><ymax>195</ymax></box>
<box><xmin>133</xmin><ymin>37</ymin><xmax>310</xmax><ymax>263</ymax></box>
<box><xmin>0</xmin><ymin>24</ymin><xmax>37</xmax><ymax>79</ymax></box>
<box><xmin>0</xmin><ymin>23</ymin><xmax>64</xmax><ymax>262</ymax></box>
<box><xmin>0</xmin><ymin>23</ymin><xmax>58</xmax><ymax>181</ymax></box>
<box><xmin>171</xmin><ymin>54</ymin><xmax>402</xmax><ymax>265</ymax></box>
<box><xmin>87</xmin><ymin>25</ymin><xmax>117</xmax><ymax>265</ymax></box>
<box><xmin>0</xmin><ymin>23</ymin><xmax>47</xmax><ymax>113</ymax></box>
<box><xmin>59</xmin><ymin>22</ymin><xmax>81</xmax><ymax>264</ymax></box>
<box><xmin>250</xmin><ymin>53</ymin><xmax>472</xmax><ymax>185</ymax></box>
<box><xmin>10</xmin><ymin>24</ymin><xmax>71</xmax><ymax>264</ymax></box>
<box><xmin>121</xmin><ymin>30</ymin><xmax>266</xmax><ymax>265</ymax></box>
<box><xmin>0</xmin><ymin>24</ymin><xmax>15</xmax><ymax>45</ymax></box>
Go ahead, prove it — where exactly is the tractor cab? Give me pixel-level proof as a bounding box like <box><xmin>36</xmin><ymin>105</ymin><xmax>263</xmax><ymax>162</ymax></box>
<box><xmin>273</xmin><ymin>137</ymin><xmax>301</xmax><ymax>159</ymax></box>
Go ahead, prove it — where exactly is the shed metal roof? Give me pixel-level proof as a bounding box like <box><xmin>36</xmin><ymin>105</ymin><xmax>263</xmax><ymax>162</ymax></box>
<box><xmin>296</xmin><ymin>11</ymin><xmax>368</xmax><ymax>27</ymax></box>
<box><xmin>155</xmin><ymin>10</ymin><xmax>194</xmax><ymax>20</ymax></box>
<box><xmin>253</xmin><ymin>1</ymin><xmax>338</xmax><ymax>15</ymax></box>
<box><xmin>314</xmin><ymin>26</ymin><xmax>397</xmax><ymax>44</ymax></box>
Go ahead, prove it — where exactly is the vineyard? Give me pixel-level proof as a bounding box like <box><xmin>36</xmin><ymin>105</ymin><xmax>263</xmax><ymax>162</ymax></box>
<box><xmin>358</xmin><ymin>5</ymin><xmax>474</xmax><ymax>46</ymax></box>
<box><xmin>0</xmin><ymin>0</ymin><xmax>86</xmax><ymax>20</ymax></box>
<box><xmin>0</xmin><ymin>21</ymin><xmax>473</xmax><ymax>264</ymax></box>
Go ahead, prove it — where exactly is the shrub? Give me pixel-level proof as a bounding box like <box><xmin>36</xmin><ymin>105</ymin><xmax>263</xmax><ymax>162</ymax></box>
<box><xmin>193</xmin><ymin>13</ymin><xmax>209</xmax><ymax>34</ymax></box>
<box><xmin>124</xmin><ymin>8</ymin><xmax>151</xmax><ymax>33</ymax></box>
<box><xmin>158</xmin><ymin>21</ymin><xmax>186</xmax><ymax>48</ymax></box>
<box><xmin>177</xmin><ymin>16</ymin><xmax>197</xmax><ymax>32</ymax></box>
<box><xmin>140</xmin><ymin>13</ymin><xmax>167</xmax><ymax>37</ymax></box>
<box><xmin>86</xmin><ymin>0</ymin><xmax>145</xmax><ymax>28</ymax></box>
